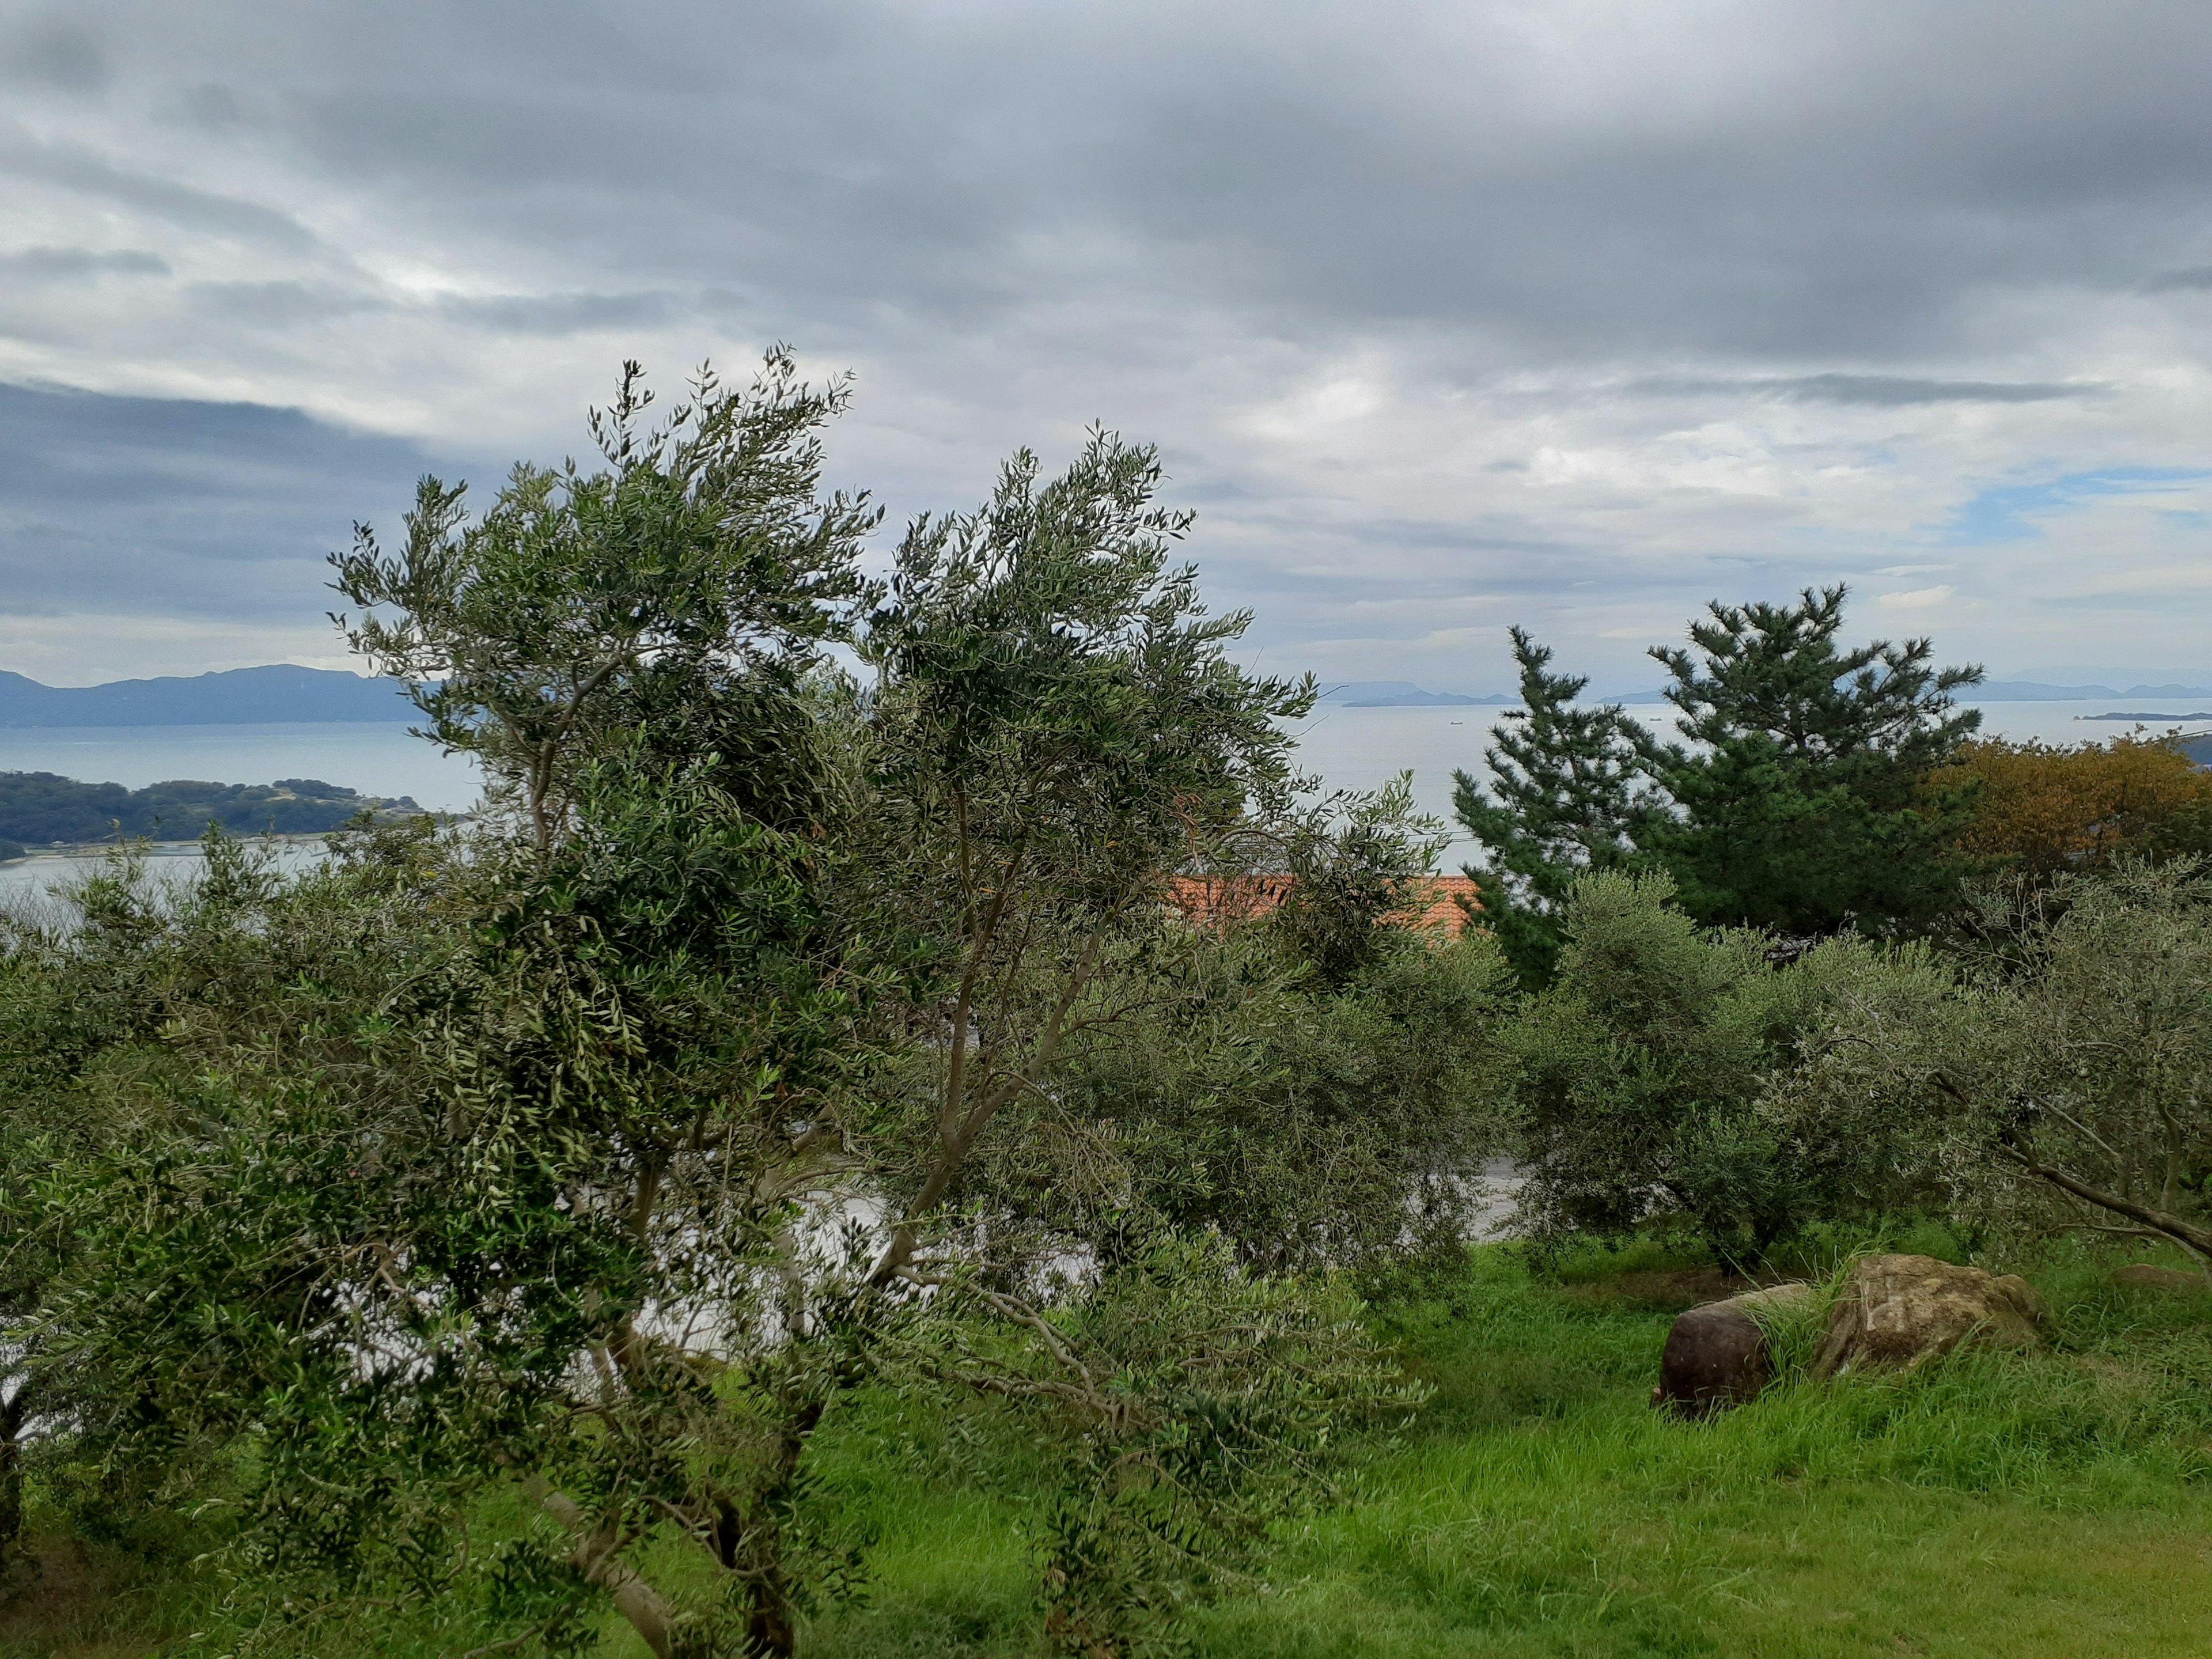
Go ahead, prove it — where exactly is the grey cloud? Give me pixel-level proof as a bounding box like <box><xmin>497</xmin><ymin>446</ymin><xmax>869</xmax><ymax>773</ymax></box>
<box><xmin>1781</xmin><ymin>375</ymin><xmax>2103</xmax><ymax>406</ymax></box>
<box><xmin>0</xmin><ymin>246</ymin><xmax>169</xmax><ymax>278</ymax></box>
<box><xmin>1193</xmin><ymin>509</ymin><xmax>1668</xmax><ymax>614</ymax></box>
<box><xmin>218</xmin><ymin>1</ymin><xmax>2212</xmax><ymax>360</ymax></box>
<box><xmin>0</xmin><ymin>126</ymin><xmax>318</xmax><ymax>250</ymax></box>
<box><xmin>6</xmin><ymin>1</ymin><xmax>2212</xmax><ymax>691</ymax></box>
<box><xmin>18</xmin><ymin>1</ymin><xmax>2210</xmax><ymax>362</ymax></box>
<box><xmin>179</xmin><ymin>282</ymin><xmax>692</xmax><ymax>335</ymax></box>
<box><xmin>1633</xmin><ymin>373</ymin><xmax>2103</xmax><ymax>406</ymax></box>
<box><xmin>173</xmin><ymin>82</ymin><xmax>244</xmax><ymax>130</ymax></box>
<box><xmin>0</xmin><ymin>382</ymin><xmax>471</xmax><ymax>623</ymax></box>
<box><xmin>185</xmin><ymin>280</ymin><xmax>383</xmax><ymax>325</ymax></box>
<box><xmin>438</xmin><ymin>290</ymin><xmax>685</xmax><ymax>336</ymax></box>
<box><xmin>5</xmin><ymin>17</ymin><xmax>107</xmax><ymax>92</ymax></box>
<box><xmin>179</xmin><ymin>283</ymin><xmax>704</xmax><ymax>337</ymax></box>
<box><xmin>2145</xmin><ymin>267</ymin><xmax>2212</xmax><ymax>293</ymax></box>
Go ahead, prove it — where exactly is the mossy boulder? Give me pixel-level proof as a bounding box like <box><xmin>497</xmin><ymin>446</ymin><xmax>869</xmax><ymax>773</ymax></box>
<box><xmin>1813</xmin><ymin>1253</ymin><xmax>2044</xmax><ymax>1377</ymax></box>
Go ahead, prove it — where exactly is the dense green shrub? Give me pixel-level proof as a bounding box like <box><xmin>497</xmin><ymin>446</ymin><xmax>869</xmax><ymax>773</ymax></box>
<box><xmin>1506</xmin><ymin>869</ymin><xmax>1937</xmax><ymax>1260</ymax></box>
<box><xmin>1041</xmin><ymin>922</ymin><xmax>1516</xmax><ymax>1273</ymax></box>
<box><xmin>1773</xmin><ymin>860</ymin><xmax>2212</xmax><ymax>1267</ymax></box>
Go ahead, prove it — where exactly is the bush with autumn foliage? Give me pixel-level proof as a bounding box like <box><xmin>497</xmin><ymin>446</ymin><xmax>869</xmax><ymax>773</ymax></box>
<box><xmin>1936</xmin><ymin>732</ymin><xmax>2212</xmax><ymax>883</ymax></box>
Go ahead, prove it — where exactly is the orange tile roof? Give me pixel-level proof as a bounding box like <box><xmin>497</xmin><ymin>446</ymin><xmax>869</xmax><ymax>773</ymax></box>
<box><xmin>1168</xmin><ymin>873</ymin><xmax>1482</xmax><ymax>941</ymax></box>
<box><xmin>1388</xmin><ymin>873</ymin><xmax>1485</xmax><ymax>939</ymax></box>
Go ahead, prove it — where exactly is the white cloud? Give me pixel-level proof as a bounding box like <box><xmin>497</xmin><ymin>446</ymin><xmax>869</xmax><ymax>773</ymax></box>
<box><xmin>1878</xmin><ymin>585</ymin><xmax>1957</xmax><ymax>611</ymax></box>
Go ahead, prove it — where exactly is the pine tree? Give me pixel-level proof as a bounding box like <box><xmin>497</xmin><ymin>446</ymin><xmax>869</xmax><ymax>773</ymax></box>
<box><xmin>1643</xmin><ymin>584</ymin><xmax>1982</xmax><ymax>936</ymax></box>
<box><xmin>1453</xmin><ymin>627</ymin><xmax>1664</xmax><ymax>986</ymax></box>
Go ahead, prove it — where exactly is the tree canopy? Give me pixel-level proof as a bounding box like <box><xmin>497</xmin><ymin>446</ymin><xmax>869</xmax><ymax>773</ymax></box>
<box><xmin>1935</xmin><ymin>732</ymin><xmax>2212</xmax><ymax>882</ymax></box>
<box><xmin>1453</xmin><ymin>626</ymin><xmax>1663</xmax><ymax>986</ymax></box>
<box><xmin>1457</xmin><ymin>585</ymin><xmax>1988</xmax><ymax>960</ymax></box>
<box><xmin>332</xmin><ymin>353</ymin><xmax>880</xmax><ymax>852</ymax></box>
<box><xmin>2</xmin><ymin>368</ymin><xmax>1456</xmax><ymax>1659</ymax></box>
<box><xmin>1643</xmin><ymin>585</ymin><xmax>1984</xmax><ymax>935</ymax></box>
<box><xmin>12</xmin><ymin>355</ymin><xmax>2209</xmax><ymax>1659</ymax></box>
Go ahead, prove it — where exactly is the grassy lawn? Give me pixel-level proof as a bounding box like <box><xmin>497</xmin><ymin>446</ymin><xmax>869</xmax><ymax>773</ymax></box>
<box><xmin>808</xmin><ymin>1241</ymin><xmax>2212</xmax><ymax>1659</ymax></box>
<box><xmin>8</xmin><ymin>1241</ymin><xmax>2210</xmax><ymax>1657</ymax></box>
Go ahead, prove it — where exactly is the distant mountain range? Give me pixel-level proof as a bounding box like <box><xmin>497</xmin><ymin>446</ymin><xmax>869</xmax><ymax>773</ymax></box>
<box><xmin>0</xmin><ymin>666</ymin><xmax>415</xmax><ymax>727</ymax></box>
<box><xmin>1975</xmin><ymin>681</ymin><xmax>2212</xmax><ymax>702</ymax></box>
<box><xmin>1314</xmin><ymin>681</ymin><xmax>1513</xmax><ymax>707</ymax></box>
<box><xmin>1575</xmin><ymin>681</ymin><xmax>2212</xmax><ymax>704</ymax></box>
<box><xmin>1319</xmin><ymin>678</ymin><xmax>2212</xmax><ymax>708</ymax></box>
<box><xmin>2005</xmin><ymin>665</ymin><xmax>2212</xmax><ymax>690</ymax></box>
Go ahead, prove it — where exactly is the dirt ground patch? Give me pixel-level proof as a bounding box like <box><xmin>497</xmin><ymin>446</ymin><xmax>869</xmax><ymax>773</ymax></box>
<box><xmin>0</xmin><ymin>1538</ymin><xmax>148</xmax><ymax>1655</ymax></box>
<box><xmin>1567</xmin><ymin>1266</ymin><xmax>1759</xmax><ymax>1309</ymax></box>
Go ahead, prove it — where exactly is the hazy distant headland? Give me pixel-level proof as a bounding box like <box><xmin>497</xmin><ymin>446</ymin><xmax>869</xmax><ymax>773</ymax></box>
<box><xmin>1321</xmin><ymin>677</ymin><xmax>2212</xmax><ymax>708</ymax></box>
<box><xmin>0</xmin><ymin>665</ymin><xmax>413</xmax><ymax>727</ymax></box>
<box><xmin>1980</xmin><ymin>681</ymin><xmax>2212</xmax><ymax>702</ymax></box>
<box><xmin>1314</xmin><ymin>680</ymin><xmax>1512</xmax><ymax>707</ymax></box>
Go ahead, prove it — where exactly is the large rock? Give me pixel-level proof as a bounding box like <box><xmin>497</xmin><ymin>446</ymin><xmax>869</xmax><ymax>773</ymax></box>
<box><xmin>1812</xmin><ymin>1254</ymin><xmax>2044</xmax><ymax>1377</ymax></box>
<box><xmin>1653</xmin><ymin>1282</ymin><xmax>1818</xmax><ymax>1416</ymax></box>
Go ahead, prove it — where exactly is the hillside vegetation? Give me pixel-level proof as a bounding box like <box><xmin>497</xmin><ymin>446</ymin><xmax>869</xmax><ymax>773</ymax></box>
<box><xmin>9</xmin><ymin>1238</ymin><xmax>2211</xmax><ymax>1658</ymax></box>
<box><xmin>2</xmin><ymin>353</ymin><xmax>2206</xmax><ymax>1658</ymax></box>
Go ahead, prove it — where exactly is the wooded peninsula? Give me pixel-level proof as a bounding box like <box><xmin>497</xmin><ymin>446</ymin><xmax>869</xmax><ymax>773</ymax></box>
<box><xmin>0</xmin><ymin>772</ymin><xmax>423</xmax><ymax>853</ymax></box>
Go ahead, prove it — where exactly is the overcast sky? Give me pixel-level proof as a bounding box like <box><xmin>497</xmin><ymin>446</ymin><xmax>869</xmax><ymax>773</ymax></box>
<box><xmin>5</xmin><ymin>1</ymin><xmax>2212</xmax><ymax>690</ymax></box>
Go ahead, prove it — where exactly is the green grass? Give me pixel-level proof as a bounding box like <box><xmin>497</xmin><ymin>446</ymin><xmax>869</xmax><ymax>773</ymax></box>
<box><xmin>807</xmin><ymin>1239</ymin><xmax>2212</xmax><ymax>1658</ymax></box>
<box><xmin>8</xmin><ymin>1238</ymin><xmax>2211</xmax><ymax>1657</ymax></box>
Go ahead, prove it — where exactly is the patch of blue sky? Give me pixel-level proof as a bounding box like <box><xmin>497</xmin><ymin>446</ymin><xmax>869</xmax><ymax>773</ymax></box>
<box><xmin>1938</xmin><ymin>467</ymin><xmax>2208</xmax><ymax>546</ymax></box>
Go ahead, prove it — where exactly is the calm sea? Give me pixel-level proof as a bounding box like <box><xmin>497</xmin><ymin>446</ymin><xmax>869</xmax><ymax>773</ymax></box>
<box><xmin>5</xmin><ymin>699</ymin><xmax>2206</xmax><ymax>906</ymax></box>
<box><xmin>0</xmin><ymin>724</ymin><xmax>480</xmax><ymax>911</ymax></box>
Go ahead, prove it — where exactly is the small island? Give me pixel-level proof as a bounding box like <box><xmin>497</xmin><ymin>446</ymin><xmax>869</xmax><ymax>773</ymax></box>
<box><xmin>0</xmin><ymin>771</ymin><xmax>429</xmax><ymax>857</ymax></box>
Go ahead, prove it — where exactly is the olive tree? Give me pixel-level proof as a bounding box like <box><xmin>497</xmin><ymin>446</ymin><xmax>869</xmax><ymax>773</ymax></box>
<box><xmin>15</xmin><ymin>411</ymin><xmax>1415</xmax><ymax>1659</ymax></box>
<box><xmin>332</xmin><ymin>351</ymin><xmax>879</xmax><ymax>851</ymax></box>
<box><xmin>43</xmin><ymin>798</ymin><xmax>858</xmax><ymax>1653</ymax></box>
<box><xmin>850</xmin><ymin>434</ymin><xmax>1416</xmax><ymax>1649</ymax></box>
<box><xmin>1773</xmin><ymin>862</ymin><xmax>2212</xmax><ymax>1271</ymax></box>
<box><xmin>20</xmin><ymin>359</ymin><xmax>889</xmax><ymax>1654</ymax></box>
<box><xmin>1033</xmin><ymin>777</ymin><xmax>1518</xmax><ymax>1274</ymax></box>
<box><xmin>853</xmin><ymin>427</ymin><xmax>1311</xmax><ymax>1271</ymax></box>
<box><xmin>1507</xmin><ymin>869</ymin><xmax>1925</xmax><ymax>1260</ymax></box>
<box><xmin>1</xmin><ymin>832</ymin><xmax>423</xmax><ymax>1560</ymax></box>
